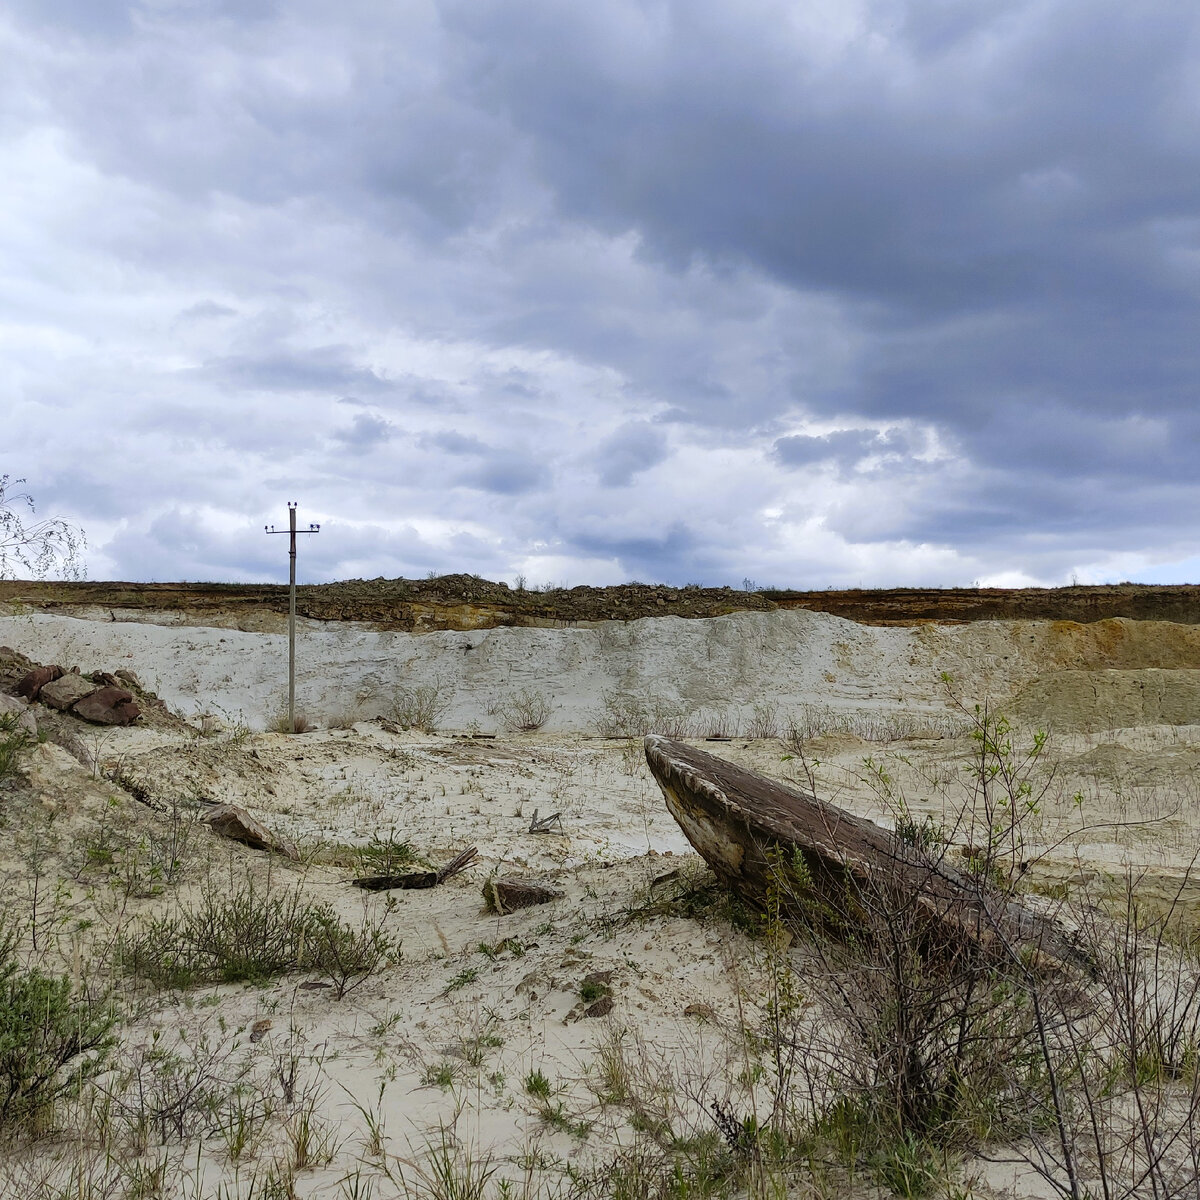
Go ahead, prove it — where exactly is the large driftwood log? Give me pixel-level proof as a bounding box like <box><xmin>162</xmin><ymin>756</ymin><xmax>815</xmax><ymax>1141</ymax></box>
<box><xmin>644</xmin><ymin>734</ymin><xmax>1087</xmax><ymax>972</ymax></box>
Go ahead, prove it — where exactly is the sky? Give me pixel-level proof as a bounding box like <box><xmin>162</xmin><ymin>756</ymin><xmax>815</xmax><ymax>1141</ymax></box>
<box><xmin>3</xmin><ymin>0</ymin><xmax>1200</xmax><ymax>590</ymax></box>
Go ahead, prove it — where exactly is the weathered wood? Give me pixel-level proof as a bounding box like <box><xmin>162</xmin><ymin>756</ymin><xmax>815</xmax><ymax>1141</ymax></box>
<box><xmin>353</xmin><ymin>846</ymin><xmax>478</xmax><ymax>891</ymax></box>
<box><xmin>528</xmin><ymin>808</ymin><xmax>564</xmax><ymax>834</ymax></box>
<box><xmin>483</xmin><ymin>876</ymin><xmax>564</xmax><ymax>914</ymax></box>
<box><xmin>644</xmin><ymin>734</ymin><xmax>1087</xmax><ymax>972</ymax></box>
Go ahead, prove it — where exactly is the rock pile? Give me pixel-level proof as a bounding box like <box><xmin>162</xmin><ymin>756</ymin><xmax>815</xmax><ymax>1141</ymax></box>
<box><xmin>2</xmin><ymin>647</ymin><xmax>141</xmax><ymax>727</ymax></box>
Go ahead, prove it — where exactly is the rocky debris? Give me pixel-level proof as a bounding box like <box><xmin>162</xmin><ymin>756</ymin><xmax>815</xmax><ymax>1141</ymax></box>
<box><xmin>354</xmin><ymin>846</ymin><xmax>478</xmax><ymax>891</ymax></box>
<box><xmin>0</xmin><ymin>646</ymin><xmax>37</xmax><ymax>691</ymax></box>
<box><xmin>38</xmin><ymin>673</ymin><xmax>97</xmax><ymax>710</ymax></box>
<box><xmin>72</xmin><ymin>686</ymin><xmax>140</xmax><ymax>726</ymax></box>
<box><xmin>205</xmin><ymin>803</ymin><xmax>300</xmax><ymax>861</ymax></box>
<box><xmin>0</xmin><ymin>693</ymin><xmax>37</xmax><ymax>738</ymax></box>
<box><xmin>16</xmin><ymin>664</ymin><xmax>63</xmax><ymax>701</ymax></box>
<box><xmin>483</xmin><ymin>876</ymin><xmax>564</xmax><ymax>914</ymax></box>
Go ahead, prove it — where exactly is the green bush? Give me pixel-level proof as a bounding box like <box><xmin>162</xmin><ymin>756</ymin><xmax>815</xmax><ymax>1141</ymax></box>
<box><xmin>118</xmin><ymin>880</ymin><xmax>398</xmax><ymax>993</ymax></box>
<box><xmin>0</xmin><ymin>712</ymin><xmax>32</xmax><ymax>784</ymax></box>
<box><xmin>0</xmin><ymin>932</ymin><xmax>118</xmax><ymax>1127</ymax></box>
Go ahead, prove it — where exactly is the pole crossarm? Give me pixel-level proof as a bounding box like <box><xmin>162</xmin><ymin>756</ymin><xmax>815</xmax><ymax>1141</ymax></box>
<box><xmin>265</xmin><ymin>502</ymin><xmax>320</xmax><ymax>734</ymax></box>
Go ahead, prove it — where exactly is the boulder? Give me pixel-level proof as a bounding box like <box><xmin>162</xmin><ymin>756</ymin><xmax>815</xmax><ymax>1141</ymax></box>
<box><xmin>0</xmin><ymin>646</ymin><xmax>37</xmax><ymax>692</ymax></box>
<box><xmin>39</xmin><ymin>673</ymin><xmax>97</xmax><ymax>710</ymax></box>
<box><xmin>72</xmin><ymin>687</ymin><xmax>140</xmax><ymax>726</ymax></box>
<box><xmin>0</xmin><ymin>694</ymin><xmax>37</xmax><ymax>739</ymax></box>
<box><xmin>482</xmin><ymin>876</ymin><xmax>564</xmax><ymax>914</ymax></box>
<box><xmin>205</xmin><ymin>804</ymin><xmax>300</xmax><ymax>861</ymax></box>
<box><xmin>16</xmin><ymin>664</ymin><xmax>63</xmax><ymax>701</ymax></box>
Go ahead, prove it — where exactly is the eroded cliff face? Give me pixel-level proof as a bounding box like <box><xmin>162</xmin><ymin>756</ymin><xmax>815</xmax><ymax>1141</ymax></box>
<box><xmin>3</xmin><ymin>601</ymin><xmax>1200</xmax><ymax>736</ymax></box>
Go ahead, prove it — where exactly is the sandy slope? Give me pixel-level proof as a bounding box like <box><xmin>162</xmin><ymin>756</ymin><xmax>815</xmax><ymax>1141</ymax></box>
<box><xmin>3</xmin><ymin>606</ymin><xmax>1200</xmax><ymax>1197</ymax></box>
<box><xmin>5</xmin><ymin>607</ymin><xmax>1200</xmax><ymax>733</ymax></box>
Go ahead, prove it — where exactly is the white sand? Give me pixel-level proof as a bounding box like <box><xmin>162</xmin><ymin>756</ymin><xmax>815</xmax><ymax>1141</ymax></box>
<box><xmin>4</xmin><ymin>606</ymin><xmax>1200</xmax><ymax>1197</ymax></box>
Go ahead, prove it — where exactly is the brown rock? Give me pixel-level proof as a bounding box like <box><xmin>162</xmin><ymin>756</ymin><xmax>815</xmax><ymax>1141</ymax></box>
<box><xmin>0</xmin><ymin>646</ymin><xmax>37</xmax><ymax>692</ymax></box>
<box><xmin>72</xmin><ymin>686</ymin><xmax>140</xmax><ymax>726</ymax></box>
<box><xmin>16</xmin><ymin>664</ymin><xmax>63</xmax><ymax>701</ymax></box>
<box><xmin>584</xmin><ymin>996</ymin><xmax>614</xmax><ymax>1018</ymax></box>
<box><xmin>39</xmin><ymin>673</ymin><xmax>97</xmax><ymax>710</ymax></box>
<box><xmin>483</xmin><ymin>876</ymin><xmax>564</xmax><ymax>914</ymax></box>
<box><xmin>205</xmin><ymin>804</ymin><xmax>300</xmax><ymax>860</ymax></box>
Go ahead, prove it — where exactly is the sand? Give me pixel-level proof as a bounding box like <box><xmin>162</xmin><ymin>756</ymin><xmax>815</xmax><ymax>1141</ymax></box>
<box><xmin>3</xmin><ymin>605</ymin><xmax>1200</xmax><ymax>1197</ymax></box>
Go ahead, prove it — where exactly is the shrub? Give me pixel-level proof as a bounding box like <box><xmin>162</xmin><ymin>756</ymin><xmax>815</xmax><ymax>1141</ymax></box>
<box><xmin>355</xmin><ymin>829</ymin><xmax>421</xmax><ymax>877</ymax></box>
<box><xmin>269</xmin><ymin>708</ymin><xmax>311</xmax><ymax>734</ymax></box>
<box><xmin>389</xmin><ymin>682</ymin><xmax>451</xmax><ymax>732</ymax></box>
<box><xmin>0</xmin><ymin>712</ymin><xmax>32</xmax><ymax>784</ymax></box>
<box><xmin>490</xmin><ymin>687</ymin><xmax>552</xmax><ymax>732</ymax></box>
<box><xmin>118</xmin><ymin>880</ymin><xmax>398</xmax><ymax>993</ymax></box>
<box><xmin>0</xmin><ymin>929</ymin><xmax>118</xmax><ymax>1127</ymax></box>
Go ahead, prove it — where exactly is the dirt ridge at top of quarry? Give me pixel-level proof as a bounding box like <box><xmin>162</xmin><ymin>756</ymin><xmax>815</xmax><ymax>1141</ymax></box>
<box><xmin>4</xmin><ymin>582</ymin><xmax>1200</xmax><ymax>1199</ymax></box>
<box><xmin>4</xmin><ymin>575</ymin><xmax>1200</xmax><ymax>632</ymax></box>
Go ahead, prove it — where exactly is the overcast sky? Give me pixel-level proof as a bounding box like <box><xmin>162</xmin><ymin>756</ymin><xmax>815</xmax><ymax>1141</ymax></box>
<box><xmin>4</xmin><ymin>0</ymin><xmax>1199</xmax><ymax>589</ymax></box>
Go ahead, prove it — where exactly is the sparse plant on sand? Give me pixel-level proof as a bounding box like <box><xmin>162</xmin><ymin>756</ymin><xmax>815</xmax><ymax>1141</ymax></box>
<box><xmin>269</xmin><ymin>705</ymin><xmax>311</xmax><ymax>733</ymax></box>
<box><xmin>488</xmin><ymin>687</ymin><xmax>552</xmax><ymax>732</ymax></box>
<box><xmin>389</xmin><ymin>681</ymin><xmax>452</xmax><ymax>732</ymax></box>
<box><xmin>118</xmin><ymin>877</ymin><xmax>399</xmax><ymax>992</ymax></box>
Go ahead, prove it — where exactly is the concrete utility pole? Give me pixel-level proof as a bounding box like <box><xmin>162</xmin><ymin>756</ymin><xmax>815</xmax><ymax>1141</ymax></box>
<box><xmin>265</xmin><ymin>502</ymin><xmax>320</xmax><ymax>733</ymax></box>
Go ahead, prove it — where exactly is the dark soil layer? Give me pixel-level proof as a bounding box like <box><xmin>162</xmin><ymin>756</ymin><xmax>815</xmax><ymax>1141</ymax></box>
<box><xmin>3</xmin><ymin>577</ymin><xmax>1199</xmax><ymax>632</ymax></box>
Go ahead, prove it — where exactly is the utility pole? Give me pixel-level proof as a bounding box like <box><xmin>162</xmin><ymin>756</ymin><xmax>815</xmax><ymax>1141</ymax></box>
<box><xmin>265</xmin><ymin>502</ymin><xmax>320</xmax><ymax>733</ymax></box>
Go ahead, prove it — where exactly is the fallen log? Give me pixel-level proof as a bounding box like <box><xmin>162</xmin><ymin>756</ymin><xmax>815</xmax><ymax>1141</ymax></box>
<box><xmin>354</xmin><ymin>845</ymin><xmax>478</xmax><ymax>891</ymax></box>
<box><xmin>644</xmin><ymin>734</ymin><xmax>1088</xmax><ymax>973</ymax></box>
<box><xmin>483</xmin><ymin>876</ymin><xmax>564</xmax><ymax>914</ymax></box>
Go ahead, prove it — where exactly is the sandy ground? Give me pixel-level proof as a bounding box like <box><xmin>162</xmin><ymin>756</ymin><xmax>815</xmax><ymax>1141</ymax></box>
<box><xmin>3</xmin><ymin>607</ymin><xmax>1200</xmax><ymax>1197</ymax></box>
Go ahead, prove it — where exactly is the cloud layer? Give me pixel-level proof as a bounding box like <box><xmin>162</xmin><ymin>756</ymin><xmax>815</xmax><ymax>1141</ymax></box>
<box><xmin>3</xmin><ymin>0</ymin><xmax>1199</xmax><ymax>588</ymax></box>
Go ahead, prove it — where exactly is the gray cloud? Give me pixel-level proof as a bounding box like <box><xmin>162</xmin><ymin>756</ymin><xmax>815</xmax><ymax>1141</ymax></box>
<box><xmin>3</xmin><ymin>0</ymin><xmax>1199</xmax><ymax>589</ymax></box>
<box><xmin>594</xmin><ymin>421</ymin><xmax>668</xmax><ymax>487</ymax></box>
<box><xmin>332</xmin><ymin>413</ymin><xmax>394</xmax><ymax>454</ymax></box>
